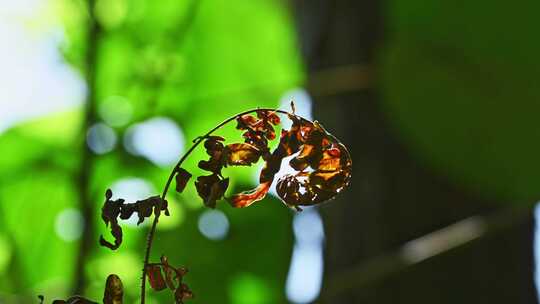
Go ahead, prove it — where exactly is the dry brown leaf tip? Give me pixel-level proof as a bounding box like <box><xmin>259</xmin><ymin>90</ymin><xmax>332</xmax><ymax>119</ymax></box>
<box><xmin>146</xmin><ymin>255</ymin><xmax>193</xmax><ymax>304</ymax></box>
<box><xmin>103</xmin><ymin>274</ymin><xmax>123</xmax><ymax>304</ymax></box>
<box><xmin>175</xmin><ymin>168</ymin><xmax>192</xmax><ymax>193</ymax></box>
<box><xmin>99</xmin><ymin>190</ymin><xmax>168</xmax><ymax>250</ymax></box>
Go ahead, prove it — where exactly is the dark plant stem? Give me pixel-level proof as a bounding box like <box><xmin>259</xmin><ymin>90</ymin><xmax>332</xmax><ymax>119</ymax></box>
<box><xmin>73</xmin><ymin>0</ymin><xmax>102</xmax><ymax>294</ymax></box>
<box><xmin>140</xmin><ymin>108</ymin><xmax>299</xmax><ymax>303</ymax></box>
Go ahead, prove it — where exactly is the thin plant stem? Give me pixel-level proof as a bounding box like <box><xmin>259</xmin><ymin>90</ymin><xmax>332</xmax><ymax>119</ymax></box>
<box><xmin>140</xmin><ymin>108</ymin><xmax>301</xmax><ymax>303</ymax></box>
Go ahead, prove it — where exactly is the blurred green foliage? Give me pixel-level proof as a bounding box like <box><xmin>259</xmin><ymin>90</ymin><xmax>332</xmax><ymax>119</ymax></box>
<box><xmin>0</xmin><ymin>0</ymin><xmax>303</xmax><ymax>302</ymax></box>
<box><xmin>380</xmin><ymin>0</ymin><xmax>540</xmax><ymax>202</ymax></box>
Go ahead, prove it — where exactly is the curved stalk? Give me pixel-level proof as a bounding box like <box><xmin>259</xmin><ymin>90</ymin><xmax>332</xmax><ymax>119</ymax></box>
<box><xmin>140</xmin><ymin>108</ymin><xmax>301</xmax><ymax>303</ymax></box>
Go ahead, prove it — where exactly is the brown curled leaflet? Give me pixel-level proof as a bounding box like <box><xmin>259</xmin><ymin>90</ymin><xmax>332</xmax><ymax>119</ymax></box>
<box><xmin>231</xmin><ymin>113</ymin><xmax>351</xmax><ymax>209</ymax></box>
<box><xmin>175</xmin><ymin>168</ymin><xmax>192</xmax><ymax>193</ymax></box>
<box><xmin>198</xmin><ymin>136</ymin><xmax>226</xmax><ymax>175</ymax></box>
<box><xmin>99</xmin><ymin>189</ymin><xmax>124</xmax><ymax>250</ymax></box>
<box><xmin>195</xmin><ymin>174</ymin><xmax>229</xmax><ymax>208</ymax></box>
<box><xmin>103</xmin><ymin>274</ymin><xmax>124</xmax><ymax>304</ymax></box>
<box><xmin>276</xmin><ymin>120</ymin><xmax>352</xmax><ymax>208</ymax></box>
<box><xmin>223</xmin><ymin>143</ymin><xmax>261</xmax><ymax>166</ymax></box>
<box><xmin>100</xmin><ymin>190</ymin><xmax>169</xmax><ymax>250</ymax></box>
<box><xmin>147</xmin><ymin>264</ymin><xmax>167</xmax><ymax>291</ymax></box>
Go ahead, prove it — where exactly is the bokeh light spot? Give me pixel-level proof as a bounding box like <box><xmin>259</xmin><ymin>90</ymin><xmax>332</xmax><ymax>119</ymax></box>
<box><xmin>91</xmin><ymin>251</ymin><xmax>140</xmax><ymax>288</ymax></box>
<box><xmin>124</xmin><ymin>117</ymin><xmax>185</xmax><ymax>167</ymax></box>
<box><xmin>94</xmin><ymin>0</ymin><xmax>127</xmax><ymax>29</ymax></box>
<box><xmin>54</xmin><ymin>208</ymin><xmax>84</xmax><ymax>242</ymax></box>
<box><xmin>0</xmin><ymin>11</ymin><xmax>85</xmax><ymax>134</ymax></box>
<box><xmin>533</xmin><ymin>202</ymin><xmax>540</xmax><ymax>300</ymax></box>
<box><xmin>198</xmin><ymin>210</ymin><xmax>230</xmax><ymax>241</ymax></box>
<box><xmin>286</xmin><ymin>244</ymin><xmax>324</xmax><ymax>304</ymax></box>
<box><xmin>98</xmin><ymin>95</ymin><xmax>133</xmax><ymax>127</ymax></box>
<box><xmin>229</xmin><ymin>273</ymin><xmax>273</xmax><ymax>304</ymax></box>
<box><xmin>286</xmin><ymin>208</ymin><xmax>325</xmax><ymax>303</ymax></box>
<box><xmin>293</xmin><ymin>208</ymin><xmax>325</xmax><ymax>244</ymax></box>
<box><xmin>279</xmin><ymin>88</ymin><xmax>313</xmax><ymax>129</ymax></box>
<box><xmin>86</xmin><ymin>122</ymin><xmax>117</xmax><ymax>154</ymax></box>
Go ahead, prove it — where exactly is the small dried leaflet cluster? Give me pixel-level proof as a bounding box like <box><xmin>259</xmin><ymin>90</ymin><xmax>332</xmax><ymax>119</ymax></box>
<box><xmin>45</xmin><ymin>105</ymin><xmax>351</xmax><ymax>303</ymax></box>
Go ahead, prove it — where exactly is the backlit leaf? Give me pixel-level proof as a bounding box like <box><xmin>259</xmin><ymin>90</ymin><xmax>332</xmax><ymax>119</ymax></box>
<box><xmin>230</xmin><ymin>181</ymin><xmax>272</xmax><ymax>208</ymax></box>
<box><xmin>275</xmin><ymin>120</ymin><xmax>352</xmax><ymax>208</ymax></box>
<box><xmin>147</xmin><ymin>264</ymin><xmax>167</xmax><ymax>291</ymax></box>
<box><xmin>175</xmin><ymin>168</ymin><xmax>192</xmax><ymax>193</ymax></box>
<box><xmin>103</xmin><ymin>274</ymin><xmax>124</xmax><ymax>304</ymax></box>
<box><xmin>224</xmin><ymin>143</ymin><xmax>261</xmax><ymax>166</ymax></box>
<box><xmin>230</xmin><ymin>113</ymin><xmax>352</xmax><ymax>209</ymax></box>
<box><xmin>198</xmin><ymin>136</ymin><xmax>226</xmax><ymax>175</ymax></box>
<box><xmin>195</xmin><ymin>174</ymin><xmax>229</xmax><ymax>208</ymax></box>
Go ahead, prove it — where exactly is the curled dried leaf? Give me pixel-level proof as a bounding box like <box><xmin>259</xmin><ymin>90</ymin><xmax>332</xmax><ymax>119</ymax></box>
<box><xmin>242</xmin><ymin>130</ymin><xmax>269</xmax><ymax>155</ymax></box>
<box><xmin>223</xmin><ymin>143</ymin><xmax>261</xmax><ymax>166</ymax></box>
<box><xmin>230</xmin><ymin>114</ymin><xmax>351</xmax><ymax>209</ymax></box>
<box><xmin>230</xmin><ymin>181</ymin><xmax>271</xmax><ymax>208</ymax></box>
<box><xmin>147</xmin><ymin>255</ymin><xmax>192</xmax><ymax>304</ymax></box>
<box><xmin>229</xmin><ymin>115</ymin><xmax>302</xmax><ymax>208</ymax></box>
<box><xmin>103</xmin><ymin>274</ymin><xmax>123</xmax><ymax>304</ymax></box>
<box><xmin>276</xmin><ymin>120</ymin><xmax>352</xmax><ymax>208</ymax></box>
<box><xmin>160</xmin><ymin>256</ymin><xmax>177</xmax><ymax>290</ymax></box>
<box><xmin>257</xmin><ymin>110</ymin><xmax>281</xmax><ymax>126</ymax></box>
<box><xmin>160</xmin><ymin>255</ymin><xmax>189</xmax><ymax>291</ymax></box>
<box><xmin>195</xmin><ymin>174</ymin><xmax>229</xmax><ymax>208</ymax></box>
<box><xmin>175</xmin><ymin>283</ymin><xmax>194</xmax><ymax>304</ymax></box>
<box><xmin>99</xmin><ymin>189</ymin><xmax>124</xmax><ymax>250</ymax></box>
<box><xmin>147</xmin><ymin>264</ymin><xmax>167</xmax><ymax>291</ymax></box>
<box><xmin>100</xmin><ymin>190</ymin><xmax>168</xmax><ymax>250</ymax></box>
<box><xmin>198</xmin><ymin>136</ymin><xmax>226</xmax><ymax>174</ymax></box>
<box><xmin>175</xmin><ymin>168</ymin><xmax>192</xmax><ymax>193</ymax></box>
<box><xmin>207</xmin><ymin>177</ymin><xmax>229</xmax><ymax>208</ymax></box>
<box><xmin>122</xmin><ymin>196</ymin><xmax>167</xmax><ymax>225</ymax></box>
<box><xmin>236</xmin><ymin>110</ymin><xmax>280</xmax><ymax>154</ymax></box>
<box><xmin>99</xmin><ymin>224</ymin><xmax>123</xmax><ymax>251</ymax></box>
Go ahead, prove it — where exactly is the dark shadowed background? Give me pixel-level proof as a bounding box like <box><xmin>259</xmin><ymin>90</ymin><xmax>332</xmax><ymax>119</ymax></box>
<box><xmin>1</xmin><ymin>0</ymin><xmax>539</xmax><ymax>303</ymax></box>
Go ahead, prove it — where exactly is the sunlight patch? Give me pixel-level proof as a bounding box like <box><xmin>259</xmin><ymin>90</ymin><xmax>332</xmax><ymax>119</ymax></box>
<box><xmin>124</xmin><ymin>117</ymin><xmax>185</xmax><ymax>167</ymax></box>
<box><xmin>198</xmin><ymin>209</ymin><xmax>230</xmax><ymax>241</ymax></box>
<box><xmin>54</xmin><ymin>208</ymin><xmax>84</xmax><ymax>242</ymax></box>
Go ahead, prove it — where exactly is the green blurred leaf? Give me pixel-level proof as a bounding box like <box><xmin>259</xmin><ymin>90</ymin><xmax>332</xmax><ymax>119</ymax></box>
<box><xmin>0</xmin><ymin>0</ymin><xmax>303</xmax><ymax>301</ymax></box>
<box><xmin>381</xmin><ymin>0</ymin><xmax>540</xmax><ymax>201</ymax></box>
<box><xmin>0</xmin><ymin>170</ymin><xmax>77</xmax><ymax>294</ymax></box>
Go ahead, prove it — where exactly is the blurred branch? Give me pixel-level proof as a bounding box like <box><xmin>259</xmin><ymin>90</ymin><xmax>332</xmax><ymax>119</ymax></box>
<box><xmin>0</xmin><ymin>207</ymin><xmax>27</xmax><ymax>294</ymax></box>
<box><xmin>307</xmin><ymin>64</ymin><xmax>372</xmax><ymax>97</ymax></box>
<box><xmin>73</xmin><ymin>0</ymin><xmax>102</xmax><ymax>294</ymax></box>
<box><xmin>146</xmin><ymin>0</ymin><xmax>202</xmax><ymax>113</ymax></box>
<box><xmin>149</xmin><ymin>63</ymin><xmax>373</xmax><ymax>110</ymax></box>
<box><xmin>318</xmin><ymin>202</ymin><xmax>535</xmax><ymax>302</ymax></box>
<box><xmin>171</xmin><ymin>0</ymin><xmax>201</xmax><ymax>40</ymax></box>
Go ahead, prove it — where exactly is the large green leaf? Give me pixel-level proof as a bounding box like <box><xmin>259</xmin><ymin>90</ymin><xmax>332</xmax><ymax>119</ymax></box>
<box><xmin>0</xmin><ymin>0</ymin><xmax>303</xmax><ymax>301</ymax></box>
<box><xmin>0</xmin><ymin>170</ymin><xmax>77</xmax><ymax>296</ymax></box>
<box><xmin>380</xmin><ymin>0</ymin><xmax>540</xmax><ymax>202</ymax></box>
